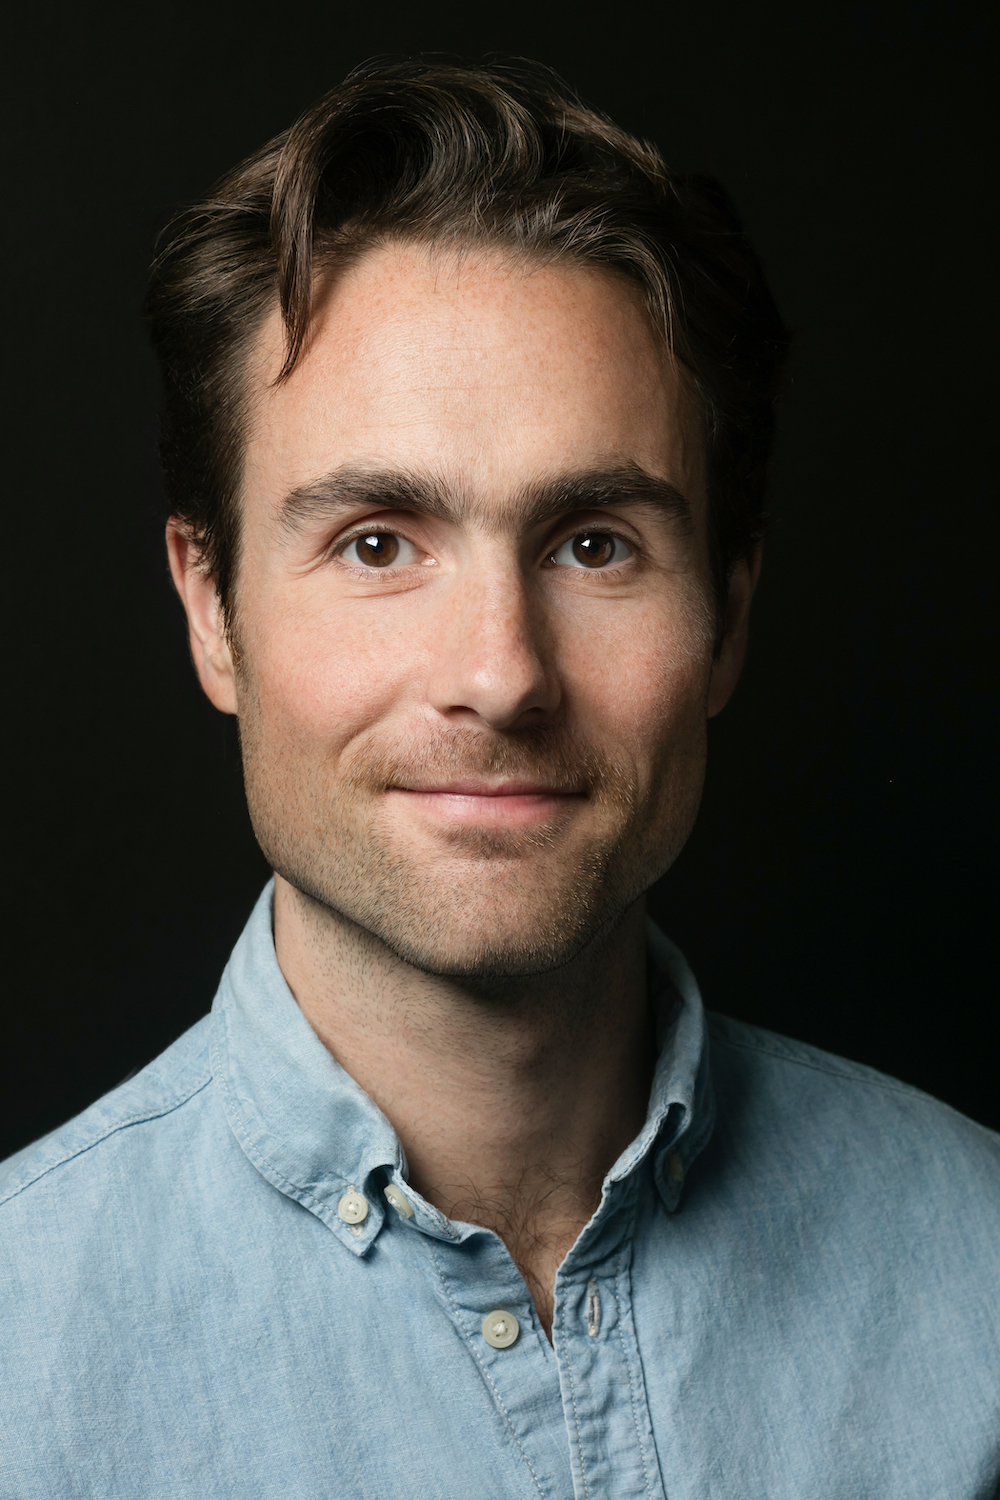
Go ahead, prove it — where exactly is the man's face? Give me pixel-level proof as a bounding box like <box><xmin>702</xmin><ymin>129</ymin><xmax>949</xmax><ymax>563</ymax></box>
<box><xmin>174</xmin><ymin>243</ymin><xmax>751</xmax><ymax>977</ymax></box>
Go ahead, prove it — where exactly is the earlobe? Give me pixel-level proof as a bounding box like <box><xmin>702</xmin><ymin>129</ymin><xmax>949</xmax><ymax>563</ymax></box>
<box><xmin>165</xmin><ymin>522</ymin><xmax>239</xmax><ymax>715</ymax></box>
<box><xmin>706</xmin><ymin>549</ymin><xmax>761</xmax><ymax>719</ymax></box>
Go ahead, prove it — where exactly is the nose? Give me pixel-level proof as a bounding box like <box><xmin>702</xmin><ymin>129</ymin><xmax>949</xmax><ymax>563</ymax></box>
<box><xmin>426</xmin><ymin>563</ymin><xmax>561</xmax><ymax>731</ymax></box>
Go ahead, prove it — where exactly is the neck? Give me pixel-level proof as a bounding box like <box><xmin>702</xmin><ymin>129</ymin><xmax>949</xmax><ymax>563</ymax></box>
<box><xmin>273</xmin><ymin>875</ymin><xmax>654</xmax><ymax>1337</ymax></box>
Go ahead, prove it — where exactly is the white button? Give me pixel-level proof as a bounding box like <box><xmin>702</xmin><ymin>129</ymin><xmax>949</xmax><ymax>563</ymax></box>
<box><xmin>337</xmin><ymin>1189</ymin><xmax>369</xmax><ymax>1225</ymax></box>
<box><xmin>666</xmin><ymin>1151</ymin><xmax>685</xmax><ymax>1185</ymax></box>
<box><xmin>481</xmin><ymin>1310</ymin><xmax>520</xmax><ymax>1349</ymax></box>
<box><xmin>384</xmin><ymin>1184</ymin><xmax>414</xmax><ymax>1219</ymax></box>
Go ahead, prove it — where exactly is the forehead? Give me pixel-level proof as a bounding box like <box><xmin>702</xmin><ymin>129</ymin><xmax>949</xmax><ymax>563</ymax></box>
<box><xmin>243</xmin><ymin>242</ymin><xmax>704</xmax><ymax>514</ymax></box>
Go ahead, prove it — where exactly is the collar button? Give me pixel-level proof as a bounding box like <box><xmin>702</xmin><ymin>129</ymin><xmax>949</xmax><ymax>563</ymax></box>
<box><xmin>384</xmin><ymin>1183</ymin><xmax>415</xmax><ymax>1218</ymax></box>
<box><xmin>337</xmin><ymin>1189</ymin><xmax>369</xmax><ymax>1225</ymax></box>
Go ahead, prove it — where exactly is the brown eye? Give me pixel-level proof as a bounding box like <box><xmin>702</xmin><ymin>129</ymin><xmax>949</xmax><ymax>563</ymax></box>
<box><xmin>550</xmin><ymin>531</ymin><xmax>631</xmax><ymax>569</ymax></box>
<box><xmin>572</xmin><ymin>533</ymin><xmax>616</xmax><ymax>567</ymax></box>
<box><xmin>347</xmin><ymin>533</ymin><xmax>400</xmax><ymax>567</ymax></box>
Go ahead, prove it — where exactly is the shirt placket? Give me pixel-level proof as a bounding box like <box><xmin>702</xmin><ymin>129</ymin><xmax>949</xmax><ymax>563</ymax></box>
<box><xmin>401</xmin><ymin>1167</ymin><xmax>666</xmax><ymax>1500</ymax></box>
<box><xmin>551</xmin><ymin>1173</ymin><xmax>667</xmax><ymax>1500</ymax></box>
<box><xmin>415</xmin><ymin>1223</ymin><xmax>574</xmax><ymax>1498</ymax></box>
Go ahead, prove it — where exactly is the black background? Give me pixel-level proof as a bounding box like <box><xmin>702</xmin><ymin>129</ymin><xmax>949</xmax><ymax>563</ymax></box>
<box><xmin>3</xmin><ymin>0</ymin><xmax>996</xmax><ymax>1158</ymax></box>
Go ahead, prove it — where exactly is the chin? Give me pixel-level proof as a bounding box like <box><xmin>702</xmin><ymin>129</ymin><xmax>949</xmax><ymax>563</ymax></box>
<box><xmin>259</xmin><ymin>777</ymin><xmax>677</xmax><ymax>983</ymax></box>
<box><xmin>289</xmin><ymin>851</ymin><xmax>643</xmax><ymax>982</ymax></box>
<box><xmin>372</xmin><ymin>913</ymin><xmax>599</xmax><ymax>981</ymax></box>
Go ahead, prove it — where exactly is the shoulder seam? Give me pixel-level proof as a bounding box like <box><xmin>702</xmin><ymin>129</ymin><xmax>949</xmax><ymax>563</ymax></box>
<box><xmin>711</xmin><ymin>1029</ymin><xmax>1000</xmax><ymax>1146</ymax></box>
<box><xmin>0</xmin><ymin>1070</ymin><xmax>213</xmax><ymax>1210</ymax></box>
<box><xmin>709</xmin><ymin>1021</ymin><xmax>930</xmax><ymax>1103</ymax></box>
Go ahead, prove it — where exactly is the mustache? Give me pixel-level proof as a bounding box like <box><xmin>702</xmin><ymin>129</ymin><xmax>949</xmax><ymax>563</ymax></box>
<box><xmin>344</xmin><ymin>724</ymin><xmax>636</xmax><ymax>805</ymax></box>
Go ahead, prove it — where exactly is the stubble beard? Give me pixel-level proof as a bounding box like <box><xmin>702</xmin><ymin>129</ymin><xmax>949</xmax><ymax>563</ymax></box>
<box><xmin>237</xmin><ymin>704</ymin><xmax>697</xmax><ymax>981</ymax></box>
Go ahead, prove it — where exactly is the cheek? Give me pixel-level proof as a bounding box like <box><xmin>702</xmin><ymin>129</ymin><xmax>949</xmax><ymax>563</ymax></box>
<box><xmin>558</xmin><ymin>593</ymin><xmax>714</xmax><ymax>759</ymax></box>
<box><xmin>238</xmin><ymin>589</ymin><xmax>417</xmax><ymax>751</ymax></box>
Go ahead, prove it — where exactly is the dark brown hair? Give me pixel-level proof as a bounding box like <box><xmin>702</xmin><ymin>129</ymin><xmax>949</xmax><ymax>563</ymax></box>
<box><xmin>147</xmin><ymin>58</ymin><xmax>789</xmax><ymax>623</ymax></box>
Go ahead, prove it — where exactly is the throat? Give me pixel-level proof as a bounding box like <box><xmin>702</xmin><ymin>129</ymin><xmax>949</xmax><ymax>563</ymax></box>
<box><xmin>427</xmin><ymin>1170</ymin><xmax>604</xmax><ymax>1342</ymax></box>
<box><xmin>274</xmin><ymin>878</ymin><xmax>656</xmax><ymax>1342</ymax></box>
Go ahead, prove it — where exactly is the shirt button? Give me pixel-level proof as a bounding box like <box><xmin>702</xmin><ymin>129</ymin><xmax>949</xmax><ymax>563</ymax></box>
<box><xmin>384</xmin><ymin>1184</ymin><xmax>414</xmax><ymax>1219</ymax></box>
<box><xmin>337</xmin><ymin>1189</ymin><xmax>369</xmax><ymax>1225</ymax></box>
<box><xmin>481</xmin><ymin>1310</ymin><xmax>520</xmax><ymax>1349</ymax></box>
<box><xmin>666</xmin><ymin>1151</ymin><xmax>685</xmax><ymax>1185</ymax></box>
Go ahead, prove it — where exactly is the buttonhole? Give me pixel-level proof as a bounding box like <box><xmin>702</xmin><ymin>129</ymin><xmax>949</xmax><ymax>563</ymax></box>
<box><xmin>586</xmin><ymin>1279</ymin><xmax>601</xmax><ymax>1338</ymax></box>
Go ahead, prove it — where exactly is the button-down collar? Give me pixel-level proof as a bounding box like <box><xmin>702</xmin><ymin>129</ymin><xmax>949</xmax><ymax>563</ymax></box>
<box><xmin>210</xmin><ymin>882</ymin><xmax>714</xmax><ymax>1258</ymax></box>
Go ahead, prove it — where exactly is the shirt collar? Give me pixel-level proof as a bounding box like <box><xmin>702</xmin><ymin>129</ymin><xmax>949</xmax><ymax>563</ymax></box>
<box><xmin>637</xmin><ymin>919</ymin><xmax>715</xmax><ymax>1211</ymax></box>
<box><xmin>210</xmin><ymin>882</ymin><xmax>713</xmax><ymax>1256</ymax></box>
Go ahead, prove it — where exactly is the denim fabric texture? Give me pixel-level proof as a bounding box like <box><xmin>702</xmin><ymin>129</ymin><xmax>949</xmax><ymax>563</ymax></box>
<box><xmin>2</xmin><ymin>882</ymin><xmax>998</xmax><ymax>1498</ymax></box>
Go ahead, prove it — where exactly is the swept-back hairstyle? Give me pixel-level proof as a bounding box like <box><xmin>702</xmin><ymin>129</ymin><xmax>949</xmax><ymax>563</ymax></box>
<box><xmin>147</xmin><ymin>58</ymin><xmax>789</xmax><ymax>623</ymax></box>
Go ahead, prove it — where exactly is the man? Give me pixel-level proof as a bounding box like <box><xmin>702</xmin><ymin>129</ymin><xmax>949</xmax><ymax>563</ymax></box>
<box><xmin>1</xmin><ymin>58</ymin><xmax>997</xmax><ymax>1499</ymax></box>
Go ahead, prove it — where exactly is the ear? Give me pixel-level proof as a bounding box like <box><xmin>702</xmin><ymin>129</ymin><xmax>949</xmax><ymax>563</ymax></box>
<box><xmin>166</xmin><ymin>521</ymin><xmax>239</xmax><ymax>715</ymax></box>
<box><xmin>706</xmin><ymin>548</ymin><xmax>762</xmax><ymax>719</ymax></box>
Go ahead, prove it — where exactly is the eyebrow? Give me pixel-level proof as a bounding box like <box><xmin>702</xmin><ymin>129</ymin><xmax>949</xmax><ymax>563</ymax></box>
<box><xmin>278</xmin><ymin>463</ymin><xmax>695</xmax><ymax>538</ymax></box>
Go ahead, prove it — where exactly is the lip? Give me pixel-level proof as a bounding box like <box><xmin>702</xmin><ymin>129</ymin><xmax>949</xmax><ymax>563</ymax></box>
<box><xmin>386</xmin><ymin>780</ymin><xmax>583</xmax><ymax>828</ymax></box>
<box><xmin>393</xmin><ymin>779</ymin><xmax>579</xmax><ymax>797</ymax></box>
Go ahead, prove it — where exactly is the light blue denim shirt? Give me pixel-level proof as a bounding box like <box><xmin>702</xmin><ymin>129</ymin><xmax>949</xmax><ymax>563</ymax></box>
<box><xmin>2</xmin><ymin>882</ymin><xmax>999</xmax><ymax>1498</ymax></box>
